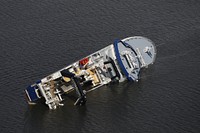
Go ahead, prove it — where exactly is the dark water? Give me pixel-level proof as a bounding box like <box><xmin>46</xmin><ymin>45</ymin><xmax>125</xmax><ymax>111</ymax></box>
<box><xmin>1</xmin><ymin>0</ymin><xmax>200</xmax><ymax>132</ymax></box>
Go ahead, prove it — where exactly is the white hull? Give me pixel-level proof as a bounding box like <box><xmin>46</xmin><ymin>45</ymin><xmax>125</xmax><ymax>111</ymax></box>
<box><xmin>25</xmin><ymin>36</ymin><xmax>156</xmax><ymax>109</ymax></box>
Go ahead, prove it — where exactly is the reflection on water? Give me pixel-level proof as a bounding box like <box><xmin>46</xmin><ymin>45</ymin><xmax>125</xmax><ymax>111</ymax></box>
<box><xmin>1</xmin><ymin>0</ymin><xmax>200</xmax><ymax>133</ymax></box>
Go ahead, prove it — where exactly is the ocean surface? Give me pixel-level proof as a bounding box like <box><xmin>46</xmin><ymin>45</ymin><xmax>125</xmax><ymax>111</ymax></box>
<box><xmin>0</xmin><ymin>0</ymin><xmax>200</xmax><ymax>133</ymax></box>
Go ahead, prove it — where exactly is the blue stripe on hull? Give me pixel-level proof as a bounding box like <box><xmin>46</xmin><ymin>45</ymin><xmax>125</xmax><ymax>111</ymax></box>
<box><xmin>26</xmin><ymin>85</ymin><xmax>39</xmax><ymax>102</ymax></box>
<box><xmin>114</xmin><ymin>39</ymin><xmax>133</xmax><ymax>81</ymax></box>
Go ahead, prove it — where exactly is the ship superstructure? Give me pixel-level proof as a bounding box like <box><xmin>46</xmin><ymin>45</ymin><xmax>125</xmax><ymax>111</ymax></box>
<box><xmin>25</xmin><ymin>36</ymin><xmax>156</xmax><ymax>109</ymax></box>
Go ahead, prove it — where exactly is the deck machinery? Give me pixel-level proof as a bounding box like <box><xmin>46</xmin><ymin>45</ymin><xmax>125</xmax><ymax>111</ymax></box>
<box><xmin>25</xmin><ymin>36</ymin><xmax>156</xmax><ymax>109</ymax></box>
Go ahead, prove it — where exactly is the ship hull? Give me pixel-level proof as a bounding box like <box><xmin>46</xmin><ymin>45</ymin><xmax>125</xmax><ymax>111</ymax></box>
<box><xmin>25</xmin><ymin>36</ymin><xmax>156</xmax><ymax>109</ymax></box>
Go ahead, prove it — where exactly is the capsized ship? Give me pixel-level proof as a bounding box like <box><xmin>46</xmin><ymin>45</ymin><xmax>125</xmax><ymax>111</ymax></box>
<box><xmin>25</xmin><ymin>36</ymin><xmax>156</xmax><ymax>109</ymax></box>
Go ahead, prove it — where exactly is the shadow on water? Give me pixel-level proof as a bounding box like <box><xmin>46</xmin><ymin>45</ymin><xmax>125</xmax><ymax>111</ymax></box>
<box><xmin>23</xmin><ymin>105</ymin><xmax>47</xmax><ymax>133</ymax></box>
<box><xmin>23</xmin><ymin>97</ymin><xmax>89</xmax><ymax>133</ymax></box>
<box><xmin>22</xmin><ymin>80</ymin><xmax>142</xmax><ymax>133</ymax></box>
<box><xmin>1</xmin><ymin>0</ymin><xmax>200</xmax><ymax>132</ymax></box>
